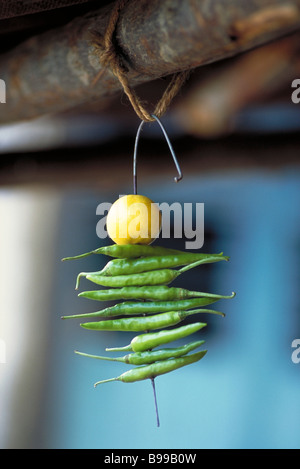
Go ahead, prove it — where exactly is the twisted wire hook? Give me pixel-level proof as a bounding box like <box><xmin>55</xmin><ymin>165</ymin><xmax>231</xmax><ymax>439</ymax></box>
<box><xmin>133</xmin><ymin>114</ymin><xmax>183</xmax><ymax>195</ymax></box>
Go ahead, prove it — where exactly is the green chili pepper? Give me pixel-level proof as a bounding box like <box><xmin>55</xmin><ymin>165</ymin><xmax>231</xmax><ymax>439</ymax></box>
<box><xmin>80</xmin><ymin>308</ymin><xmax>223</xmax><ymax>332</ymax></box>
<box><xmin>94</xmin><ymin>350</ymin><xmax>207</xmax><ymax>386</ymax></box>
<box><xmin>62</xmin><ymin>244</ymin><xmax>184</xmax><ymax>261</ymax></box>
<box><xmin>78</xmin><ymin>285</ymin><xmax>235</xmax><ymax>302</ymax></box>
<box><xmin>81</xmin><ymin>252</ymin><xmax>229</xmax><ymax>277</ymax></box>
<box><xmin>77</xmin><ymin>268</ymin><xmax>174</xmax><ymax>289</ymax></box>
<box><xmin>75</xmin><ymin>340</ymin><xmax>205</xmax><ymax>365</ymax></box>
<box><xmin>61</xmin><ymin>297</ymin><xmax>219</xmax><ymax>319</ymax></box>
<box><xmin>106</xmin><ymin>322</ymin><xmax>206</xmax><ymax>352</ymax></box>
<box><xmin>79</xmin><ymin>268</ymin><xmax>174</xmax><ymax>289</ymax></box>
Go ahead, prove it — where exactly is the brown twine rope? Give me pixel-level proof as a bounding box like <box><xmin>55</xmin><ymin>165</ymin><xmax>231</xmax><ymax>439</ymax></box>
<box><xmin>92</xmin><ymin>0</ymin><xmax>190</xmax><ymax>122</ymax></box>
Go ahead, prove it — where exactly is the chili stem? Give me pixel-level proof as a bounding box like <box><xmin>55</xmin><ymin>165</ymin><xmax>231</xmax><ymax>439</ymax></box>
<box><xmin>62</xmin><ymin>252</ymin><xmax>92</xmax><ymax>261</ymax></box>
<box><xmin>94</xmin><ymin>377</ymin><xmax>117</xmax><ymax>386</ymax></box>
<box><xmin>188</xmin><ymin>291</ymin><xmax>235</xmax><ymax>299</ymax></box>
<box><xmin>62</xmin><ymin>248</ymin><xmax>105</xmax><ymax>261</ymax></box>
<box><xmin>74</xmin><ymin>350</ymin><xmax>123</xmax><ymax>362</ymax></box>
<box><xmin>178</xmin><ymin>256</ymin><xmax>228</xmax><ymax>274</ymax></box>
<box><xmin>106</xmin><ymin>344</ymin><xmax>132</xmax><ymax>352</ymax></box>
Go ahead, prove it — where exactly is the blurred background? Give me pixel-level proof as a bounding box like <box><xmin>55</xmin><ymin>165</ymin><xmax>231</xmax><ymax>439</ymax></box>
<box><xmin>0</xmin><ymin>0</ymin><xmax>299</xmax><ymax>449</ymax></box>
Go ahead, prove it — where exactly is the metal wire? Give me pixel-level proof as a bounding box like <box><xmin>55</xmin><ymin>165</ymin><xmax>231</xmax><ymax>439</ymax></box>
<box><xmin>133</xmin><ymin>114</ymin><xmax>183</xmax><ymax>194</ymax></box>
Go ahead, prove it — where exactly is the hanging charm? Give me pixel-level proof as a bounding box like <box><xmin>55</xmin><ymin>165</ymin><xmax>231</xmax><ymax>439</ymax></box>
<box><xmin>62</xmin><ymin>0</ymin><xmax>236</xmax><ymax>429</ymax></box>
<box><xmin>62</xmin><ymin>115</ymin><xmax>235</xmax><ymax>426</ymax></box>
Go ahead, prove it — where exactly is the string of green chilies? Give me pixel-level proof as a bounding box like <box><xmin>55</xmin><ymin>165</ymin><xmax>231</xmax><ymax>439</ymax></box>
<box><xmin>78</xmin><ymin>285</ymin><xmax>235</xmax><ymax>302</ymax></box>
<box><xmin>61</xmin><ymin>297</ymin><xmax>219</xmax><ymax>319</ymax></box>
<box><xmin>63</xmin><ymin>242</ymin><xmax>235</xmax><ymax>425</ymax></box>
<box><xmin>106</xmin><ymin>322</ymin><xmax>207</xmax><ymax>353</ymax></box>
<box><xmin>75</xmin><ymin>340</ymin><xmax>205</xmax><ymax>365</ymax></box>
<box><xmin>80</xmin><ymin>308</ymin><xmax>223</xmax><ymax>332</ymax></box>
<box><xmin>94</xmin><ymin>350</ymin><xmax>207</xmax><ymax>386</ymax></box>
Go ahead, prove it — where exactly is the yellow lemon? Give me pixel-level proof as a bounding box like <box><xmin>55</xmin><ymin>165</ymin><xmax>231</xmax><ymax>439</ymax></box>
<box><xmin>106</xmin><ymin>194</ymin><xmax>161</xmax><ymax>245</ymax></box>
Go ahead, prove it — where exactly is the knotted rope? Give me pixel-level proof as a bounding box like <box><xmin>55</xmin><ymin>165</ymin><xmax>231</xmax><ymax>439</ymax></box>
<box><xmin>91</xmin><ymin>0</ymin><xmax>190</xmax><ymax>121</ymax></box>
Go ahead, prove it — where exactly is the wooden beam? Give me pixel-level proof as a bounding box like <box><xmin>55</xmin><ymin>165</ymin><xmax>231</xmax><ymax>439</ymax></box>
<box><xmin>174</xmin><ymin>32</ymin><xmax>300</xmax><ymax>137</ymax></box>
<box><xmin>1</xmin><ymin>0</ymin><xmax>300</xmax><ymax>124</ymax></box>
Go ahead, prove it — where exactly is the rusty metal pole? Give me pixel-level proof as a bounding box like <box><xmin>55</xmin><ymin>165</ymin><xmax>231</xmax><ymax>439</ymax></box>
<box><xmin>1</xmin><ymin>0</ymin><xmax>300</xmax><ymax>124</ymax></box>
